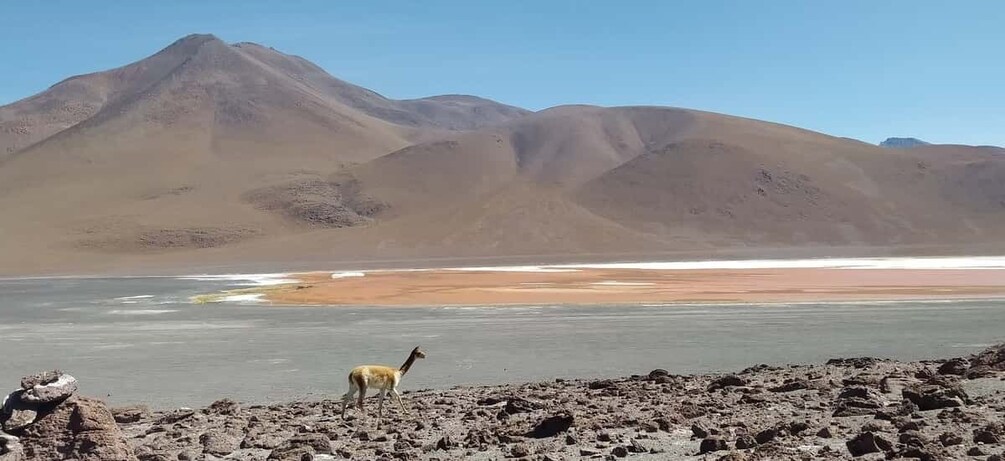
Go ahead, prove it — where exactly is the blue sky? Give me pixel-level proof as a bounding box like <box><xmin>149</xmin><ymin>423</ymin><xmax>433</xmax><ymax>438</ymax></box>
<box><xmin>3</xmin><ymin>1</ymin><xmax>1003</xmax><ymax>145</ymax></box>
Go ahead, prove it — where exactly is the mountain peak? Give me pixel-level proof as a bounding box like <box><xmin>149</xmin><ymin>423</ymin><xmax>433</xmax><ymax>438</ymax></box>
<box><xmin>173</xmin><ymin>33</ymin><xmax>223</xmax><ymax>46</ymax></box>
<box><xmin>155</xmin><ymin>33</ymin><xmax>228</xmax><ymax>58</ymax></box>
<box><xmin>879</xmin><ymin>137</ymin><xmax>930</xmax><ymax>148</ymax></box>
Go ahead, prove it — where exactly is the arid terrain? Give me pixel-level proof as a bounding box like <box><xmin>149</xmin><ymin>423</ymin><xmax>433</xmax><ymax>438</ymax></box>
<box><xmin>4</xmin><ymin>345</ymin><xmax>1004</xmax><ymax>461</ymax></box>
<box><xmin>236</xmin><ymin>266</ymin><xmax>1005</xmax><ymax>306</ymax></box>
<box><xmin>1</xmin><ymin>34</ymin><xmax>1004</xmax><ymax>276</ymax></box>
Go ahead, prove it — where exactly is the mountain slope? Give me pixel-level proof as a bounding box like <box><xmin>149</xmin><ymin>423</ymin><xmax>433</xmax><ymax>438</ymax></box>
<box><xmin>0</xmin><ymin>35</ymin><xmax>1003</xmax><ymax>275</ymax></box>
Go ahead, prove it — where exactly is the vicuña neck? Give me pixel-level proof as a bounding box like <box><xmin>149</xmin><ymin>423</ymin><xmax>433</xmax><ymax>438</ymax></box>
<box><xmin>399</xmin><ymin>351</ymin><xmax>418</xmax><ymax>375</ymax></box>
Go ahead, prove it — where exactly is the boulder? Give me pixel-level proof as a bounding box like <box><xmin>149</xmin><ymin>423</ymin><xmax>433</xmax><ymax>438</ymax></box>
<box><xmin>769</xmin><ymin>380</ymin><xmax>809</xmax><ymax>393</ymax></box>
<box><xmin>527</xmin><ymin>413</ymin><xmax>574</xmax><ymax>438</ymax></box>
<box><xmin>1</xmin><ymin>392</ymin><xmax>38</xmax><ymax>432</ymax></box>
<box><xmin>708</xmin><ymin>375</ymin><xmax>746</xmax><ymax>391</ymax></box>
<box><xmin>109</xmin><ymin>406</ymin><xmax>149</xmax><ymax>424</ymax></box>
<box><xmin>902</xmin><ymin>382</ymin><xmax>968</xmax><ymax>411</ymax></box>
<box><xmin>0</xmin><ymin>433</ymin><xmax>24</xmax><ymax>461</ymax></box>
<box><xmin>936</xmin><ymin>358</ymin><xmax>969</xmax><ymax>376</ymax></box>
<box><xmin>734</xmin><ymin>434</ymin><xmax>757</xmax><ymax>449</ymax></box>
<box><xmin>833</xmin><ymin>386</ymin><xmax>885</xmax><ymax>417</ymax></box>
<box><xmin>19</xmin><ymin>372</ymin><xmax>77</xmax><ymax>404</ymax></box>
<box><xmin>205</xmin><ymin>398</ymin><xmax>240</xmax><ymax>416</ymax></box>
<box><xmin>968</xmin><ymin>343</ymin><xmax>1005</xmax><ymax>371</ymax></box>
<box><xmin>200</xmin><ymin>430</ymin><xmax>241</xmax><ymax>456</ymax></box>
<box><xmin>699</xmin><ymin>437</ymin><xmax>727</xmax><ymax>454</ymax></box>
<box><xmin>18</xmin><ymin>395</ymin><xmax>136</xmax><ymax>461</ymax></box>
<box><xmin>504</xmin><ymin>397</ymin><xmax>541</xmax><ymax>415</ymax></box>
<box><xmin>754</xmin><ymin>428</ymin><xmax>778</xmax><ymax>444</ymax></box>
<box><xmin>648</xmin><ymin>369</ymin><xmax>670</xmax><ymax>379</ymax></box>
<box><xmin>938</xmin><ymin>431</ymin><xmax>963</xmax><ymax>447</ymax></box>
<box><xmin>973</xmin><ymin>428</ymin><xmax>1000</xmax><ymax>445</ymax></box>
<box><xmin>846</xmin><ymin>432</ymin><xmax>892</xmax><ymax>457</ymax></box>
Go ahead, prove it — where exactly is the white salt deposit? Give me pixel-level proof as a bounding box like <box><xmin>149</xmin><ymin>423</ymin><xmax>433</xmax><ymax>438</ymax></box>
<box><xmin>178</xmin><ymin>273</ymin><xmax>297</xmax><ymax>286</ymax></box>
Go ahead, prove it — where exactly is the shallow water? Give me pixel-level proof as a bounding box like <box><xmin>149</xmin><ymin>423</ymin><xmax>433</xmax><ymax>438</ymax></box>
<box><xmin>1</xmin><ymin>276</ymin><xmax>1003</xmax><ymax>408</ymax></box>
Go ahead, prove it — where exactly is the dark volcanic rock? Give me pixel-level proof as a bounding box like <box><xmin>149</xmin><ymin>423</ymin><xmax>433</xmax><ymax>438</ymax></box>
<box><xmin>691</xmin><ymin>422</ymin><xmax>710</xmax><ymax>438</ymax></box>
<box><xmin>968</xmin><ymin>343</ymin><xmax>1005</xmax><ymax>371</ymax></box>
<box><xmin>504</xmin><ymin>397</ymin><xmax>541</xmax><ymax>415</ymax></box>
<box><xmin>708</xmin><ymin>375</ymin><xmax>746</xmax><ymax>391</ymax></box>
<box><xmin>833</xmin><ymin>386</ymin><xmax>885</xmax><ymax>417</ymax></box>
<box><xmin>648</xmin><ymin>369</ymin><xmax>670</xmax><ymax>379</ymax></box>
<box><xmin>754</xmin><ymin>428</ymin><xmax>778</xmax><ymax>444</ymax></box>
<box><xmin>938</xmin><ymin>431</ymin><xmax>963</xmax><ymax>447</ymax></box>
<box><xmin>105</xmin><ymin>344</ymin><xmax>1005</xmax><ymax>461</ymax></box>
<box><xmin>205</xmin><ymin>398</ymin><xmax>240</xmax><ymax>416</ymax></box>
<box><xmin>846</xmin><ymin>431</ymin><xmax>892</xmax><ymax>457</ymax></box>
<box><xmin>1</xmin><ymin>392</ymin><xmax>37</xmax><ymax>432</ymax></box>
<box><xmin>18</xmin><ymin>395</ymin><xmax>136</xmax><ymax>461</ymax></box>
<box><xmin>734</xmin><ymin>434</ymin><xmax>757</xmax><ymax>449</ymax></box>
<box><xmin>699</xmin><ymin>437</ymin><xmax>727</xmax><ymax>454</ymax></box>
<box><xmin>902</xmin><ymin>381</ymin><xmax>968</xmax><ymax>410</ymax></box>
<box><xmin>587</xmin><ymin>379</ymin><xmax>616</xmax><ymax>390</ymax></box>
<box><xmin>769</xmin><ymin>379</ymin><xmax>809</xmax><ymax>393</ymax></box>
<box><xmin>0</xmin><ymin>433</ymin><xmax>25</xmax><ymax>461</ymax></box>
<box><xmin>109</xmin><ymin>406</ymin><xmax>149</xmax><ymax>424</ymax></box>
<box><xmin>527</xmin><ymin>413</ymin><xmax>573</xmax><ymax>438</ymax></box>
<box><xmin>200</xmin><ymin>430</ymin><xmax>240</xmax><ymax>456</ymax></box>
<box><xmin>937</xmin><ymin>358</ymin><xmax>969</xmax><ymax>376</ymax></box>
<box><xmin>826</xmin><ymin>357</ymin><xmax>880</xmax><ymax>369</ymax></box>
<box><xmin>974</xmin><ymin>427</ymin><xmax>1001</xmax><ymax>445</ymax></box>
<box><xmin>19</xmin><ymin>372</ymin><xmax>77</xmax><ymax>404</ymax></box>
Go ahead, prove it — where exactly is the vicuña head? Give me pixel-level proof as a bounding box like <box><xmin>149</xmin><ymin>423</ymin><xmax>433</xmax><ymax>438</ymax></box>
<box><xmin>340</xmin><ymin>346</ymin><xmax>426</xmax><ymax>427</ymax></box>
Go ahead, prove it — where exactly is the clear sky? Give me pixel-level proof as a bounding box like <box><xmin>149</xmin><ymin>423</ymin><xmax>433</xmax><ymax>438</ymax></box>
<box><xmin>2</xmin><ymin>1</ymin><xmax>1003</xmax><ymax>146</ymax></box>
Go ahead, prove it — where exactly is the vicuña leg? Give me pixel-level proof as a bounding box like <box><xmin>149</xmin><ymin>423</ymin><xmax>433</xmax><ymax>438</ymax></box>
<box><xmin>340</xmin><ymin>380</ymin><xmax>358</xmax><ymax>419</ymax></box>
<box><xmin>392</xmin><ymin>388</ymin><xmax>408</xmax><ymax>415</ymax></box>
<box><xmin>377</xmin><ymin>389</ymin><xmax>388</xmax><ymax>428</ymax></box>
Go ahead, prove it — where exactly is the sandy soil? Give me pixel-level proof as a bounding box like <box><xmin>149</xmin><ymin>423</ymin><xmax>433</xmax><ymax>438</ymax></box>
<box><xmin>251</xmin><ymin>267</ymin><xmax>1005</xmax><ymax>306</ymax></box>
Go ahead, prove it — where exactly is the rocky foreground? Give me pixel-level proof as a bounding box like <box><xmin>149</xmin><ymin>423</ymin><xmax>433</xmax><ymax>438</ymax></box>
<box><xmin>3</xmin><ymin>346</ymin><xmax>1005</xmax><ymax>461</ymax></box>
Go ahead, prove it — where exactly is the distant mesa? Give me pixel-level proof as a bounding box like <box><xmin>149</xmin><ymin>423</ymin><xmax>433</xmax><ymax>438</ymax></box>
<box><xmin>879</xmin><ymin>137</ymin><xmax>930</xmax><ymax>148</ymax></box>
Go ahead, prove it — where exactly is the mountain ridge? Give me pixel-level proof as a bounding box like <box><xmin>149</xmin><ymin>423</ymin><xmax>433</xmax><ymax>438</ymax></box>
<box><xmin>0</xmin><ymin>34</ymin><xmax>1003</xmax><ymax>275</ymax></box>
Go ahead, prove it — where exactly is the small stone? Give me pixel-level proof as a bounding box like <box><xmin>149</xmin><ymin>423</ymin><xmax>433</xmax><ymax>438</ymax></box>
<box><xmin>938</xmin><ymin>432</ymin><xmax>963</xmax><ymax>447</ymax></box>
<box><xmin>206</xmin><ymin>398</ymin><xmax>241</xmax><ymax>415</ymax></box>
<box><xmin>734</xmin><ymin>435</ymin><xmax>757</xmax><ymax>449</ymax></box>
<box><xmin>708</xmin><ymin>375</ymin><xmax>746</xmax><ymax>391</ymax></box>
<box><xmin>111</xmin><ymin>405</ymin><xmax>150</xmax><ymax>424</ymax></box>
<box><xmin>528</xmin><ymin>413</ymin><xmax>574</xmax><ymax>438</ymax></box>
<box><xmin>504</xmin><ymin>397</ymin><xmax>541</xmax><ymax>415</ymax></box>
<box><xmin>691</xmin><ymin>422</ymin><xmax>710</xmax><ymax>438</ymax></box>
<box><xmin>754</xmin><ymin>428</ymin><xmax>777</xmax><ymax>444</ymax></box>
<box><xmin>648</xmin><ymin>369</ymin><xmax>669</xmax><ymax>378</ymax></box>
<box><xmin>769</xmin><ymin>380</ymin><xmax>809</xmax><ymax>393</ymax></box>
<box><xmin>699</xmin><ymin>437</ymin><xmax>727</xmax><ymax>454</ymax></box>
<box><xmin>967</xmin><ymin>446</ymin><xmax>986</xmax><ymax>456</ymax></box>
<box><xmin>200</xmin><ymin>431</ymin><xmax>241</xmax><ymax>456</ymax></box>
<box><xmin>974</xmin><ymin>428</ymin><xmax>1000</xmax><ymax>444</ymax></box>
<box><xmin>510</xmin><ymin>444</ymin><xmax>531</xmax><ymax>457</ymax></box>
<box><xmin>435</xmin><ymin>435</ymin><xmax>454</xmax><ymax>450</ymax></box>
<box><xmin>846</xmin><ymin>432</ymin><xmax>892</xmax><ymax>457</ymax></box>
<box><xmin>611</xmin><ymin>446</ymin><xmax>628</xmax><ymax>457</ymax></box>
<box><xmin>816</xmin><ymin>427</ymin><xmax>833</xmax><ymax>438</ymax></box>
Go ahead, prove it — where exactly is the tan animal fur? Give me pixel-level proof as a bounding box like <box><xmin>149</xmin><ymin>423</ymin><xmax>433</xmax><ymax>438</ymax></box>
<box><xmin>341</xmin><ymin>346</ymin><xmax>426</xmax><ymax>426</ymax></box>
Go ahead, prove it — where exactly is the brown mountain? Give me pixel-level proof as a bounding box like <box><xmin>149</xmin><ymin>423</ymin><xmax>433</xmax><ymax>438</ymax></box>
<box><xmin>1</xmin><ymin>35</ymin><xmax>1003</xmax><ymax>275</ymax></box>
